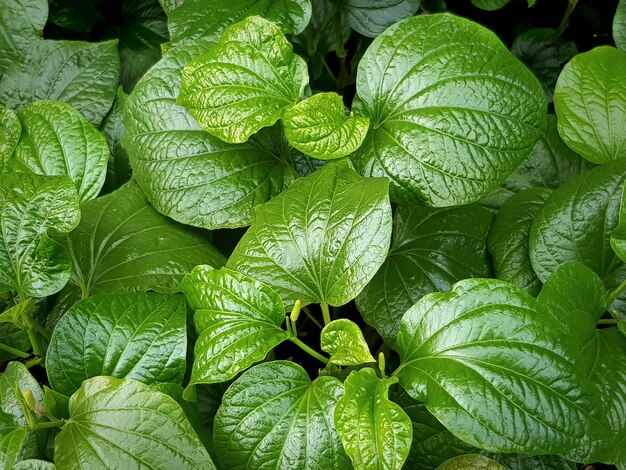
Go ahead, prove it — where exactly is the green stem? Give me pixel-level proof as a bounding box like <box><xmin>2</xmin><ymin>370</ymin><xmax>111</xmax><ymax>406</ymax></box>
<box><xmin>289</xmin><ymin>337</ymin><xmax>329</xmax><ymax>364</ymax></box>
<box><xmin>25</xmin><ymin>356</ymin><xmax>44</xmax><ymax>368</ymax></box>
<box><xmin>321</xmin><ymin>303</ymin><xmax>331</xmax><ymax>325</ymax></box>
<box><xmin>557</xmin><ymin>0</ymin><xmax>579</xmax><ymax>35</ymax></box>
<box><xmin>0</xmin><ymin>342</ymin><xmax>30</xmax><ymax>358</ymax></box>
<box><xmin>34</xmin><ymin>419</ymin><xmax>65</xmax><ymax>430</ymax></box>
<box><xmin>598</xmin><ymin>319</ymin><xmax>618</xmax><ymax>325</ymax></box>
<box><xmin>302</xmin><ymin>306</ymin><xmax>323</xmax><ymax>329</ymax></box>
<box><xmin>607</xmin><ymin>279</ymin><xmax>626</xmax><ymax>306</ymax></box>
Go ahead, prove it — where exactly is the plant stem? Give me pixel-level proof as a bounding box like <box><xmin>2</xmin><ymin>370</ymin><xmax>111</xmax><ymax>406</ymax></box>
<box><xmin>607</xmin><ymin>278</ymin><xmax>626</xmax><ymax>306</ymax></box>
<box><xmin>25</xmin><ymin>356</ymin><xmax>44</xmax><ymax>368</ymax></box>
<box><xmin>558</xmin><ymin>0</ymin><xmax>579</xmax><ymax>35</ymax></box>
<box><xmin>321</xmin><ymin>303</ymin><xmax>331</xmax><ymax>325</ymax></box>
<box><xmin>34</xmin><ymin>419</ymin><xmax>65</xmax><ymax>430</ymax></box>
<box><xmin>0</xmin><ymin>342</ymin><xmax>30</xmax><ymax>358</ymax></box>
<box><xmin>302</xmin><ymin>306</ymin><xmax>323</xmax><ymax>329</ymax></box>
<box><xmin>289</xmin><ymin>337</ymin><xmax>329</xmax><ymax>364</ymax></box>
<box><xmin>598</xmin><ymin>319</ymin><xmax>618</xmax><ymax>325</ymax></box>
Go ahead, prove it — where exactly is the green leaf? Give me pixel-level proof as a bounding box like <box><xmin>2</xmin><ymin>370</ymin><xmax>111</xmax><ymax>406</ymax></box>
<box><xmin>356</xmin><ymin>204</ymin><xmax>492</xmax><ymax>347</ymax></box>
<box><xmin>42</xmin><ymin>387</ymin><xmax>69</xmax><ymax>420</ymax></box>
<box><xmin>283</xmin><ymin>92</ymin><xmax>369</xmax><ymax>160</ymax></box>
<box><xmin>228</xmin><ymin>160</ymin><xmax>392</xmax><ymax>308</ymax></box>
<box><xmin>470</xmin><ymin>0</ymin><xmax>511</xmax><ymax>10</ymax></box>
<box><xmin>615</xmin><ymin>0</ymin><xmax>626</xmax><ymax>51</ymax></box>
<box><xmin>100</xmin><ymin>87</ymin><xmax>132</xmax><ymax>193</ymax></box>
<box><xmin>13</xmin><ymin>460</ymin><xmax>55</xmax><ymax>470</ymax></box>
<box><xmin>395</xmin><ymin>279</ymin><xmax>607</xmax><ymax>453</ymax></box>
<box><xmin>181</xmin><ymin>265</ymin><xmax>289</xmax><ymax>388</ymax></box>
<box><xmin>55</xmin><ymin>376</ymin><xmax>215</xmax><ymax>469</ymax></box>
<box><xmin>13</xmin><ymin>100</ymin><xmax>109</xmax><ymax>201</ymax></box>
<box><xmin>488</xmin><ymin>188</ymin><xmax>551</xmax><ymax>295</ymax></box>
<box><xmin>0</xmin><ymin>173</ymin><xmax>80</xmax><ymax>297</ymax></box>
<box><xmin>293</xmin><ymin>0</ymin><xmax>350</xmax><ymax>56</ymax></box>
<box><xmin>178</xmin><ymin>17</ymin><xmax>308</xmax><ymax>143</ymax></box>
<box><xmin>0</xmin><ymin>39</ymin><xmax>120</xmax><ymax>127</ymax></box>
<box><xmin>436</xmin><ymin>455</ymin><xmax>506</xmax><ymax>470</ymax></box>
<box><xmin>491</xmin><ymin>454</ymin><xmax>575</xmax><ymax>470</ymax></box>
<box><xmin>165</xmin><ymin>0</ymin><xmax>311</xmax><ymax>45</ymax></box>
<box><xmin>62</xmin><ymin>182</ymin><xmax>225</xmax><ymax>298</ymax></box>
<box><xmin>335</xmin><ymin>369</ymin><xmax>411</xmax><ymax>470</ymax></box>
<box><xmin>611</xmin><ymin>180</ymin><xmax>626</xmax><ymax>264</ymax></box>
<box><xmin>554</xmin><ymin>46</ymin><xmax>626</xmax><ymax>164</ymax></box>
<box><xmin>338</xmin><ymin>0</ymin><xmax>420</xmax><ymax>38</ymax></box>
<box><xmin>352</xmin><ymin>13</ymin><xmax>546</xmax><ymax>206</ymax></box>
<box><xmin>0</xmin><ymin>0</ymin><xmax>47</xmax><ymax>75</ymax></box>
<box><xmin>213</xmin><ymin>361</ymin><xmax>350</xmax><ymax>469</ymax></box>
<box><xmin>530</xmin><ymin>158</ymin><xmax>626</xmax><ymax>283</ymax></box>
<box><xmin>0</xmin><ymin>324</ymin><xmax>30</xmax><ymax>362</ymax></box>
<box><xmin>47</xmin><ymin>0</ymin><xmax>101</xmax><ymax>32</ymax></box>
<box><xmin>46</xmin><ymin>293</ymin><xmax>187</xmax><ymax>397</ymax></box>
<box><xmin>125</xmin><ymin>39</ymin><xmax>298</xmax><ymax>229</ymax></box>
<box><xmin>0</xmin><ymin>105</ymin><xmax>21</xmax><ymax>174</ymax></box>
<box><xmin>511</xmin><ymin>28</ymin><xmax>577</xmax><ymax>103</ymax></box>
<box><xmin>320</xmin><ymin>319</ymin><xmax>375</xmax><ymax>366</ymax></box>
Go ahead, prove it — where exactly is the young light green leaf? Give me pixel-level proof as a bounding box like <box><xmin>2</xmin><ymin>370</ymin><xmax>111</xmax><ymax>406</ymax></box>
<box><xmin>13</xmin><ymin>100</ymin><xmax>109</xmax><ymax>201</ymax></box>
<box><xmin>0</xmin><ymin>39</ymin><xmax>120</xmax><ymax>127</ymax></box>
<box><xmin>42</xmin><ymin>386</ymin><xmax>69</xmax><ymax>420</ymax></box>
<box><xmin>488</xmin><ymin>188</ymin><xmax>551</xmax><ymax>295</ymax></box>
<box><xmin>395</xmin><ymin>279</ymin><xmax>608</xmax><ymax>454</ymax></box>
<box><xmin>335</xmin><ymin>369</ymin><xmax>412</xmax><ymax>470</ymax></box>
<box><xmin>338</xmin><ymin>0</ymin><xmax>420</xmax><ymax>37</ymax></box>
<box><xmin>55</xmin><ymin>376</ymin><xmax>216</xmax><ymax>469</ymax></box>
<box><xmin>0</xmin><ymin>105</ymin><xmax>20</xmax><ymax>173</ymax></box>
<box><xmin>615</xmin><ymin>0</ymin><xmax>626</xmax><ymax>51</ymax></box>
<box><xmin>357</xmin><ymin>204</ymin><xmax>492</xmax><ymax>347</ymax></box>
<box><xmin>213</xmin><ymin>361</ymin><xmax>350</xmax><ymax>469</ymax></box>
<box><xmin>228</xmin><ymin>160</ymin><xmax>392</xmax><ymax>308</ymax></box>
<box><xmin>320</xmin><ymin>319</ymin><xmax>374</xmax><ymax>366</ymax></box>
<box><xmin>125</xmin><ymin>39</ymin><xmax>298</xmax><ymax>229</ymax></box>
<box><xmin>283</xmin><ymin>92</ymin><xmax>369</xmax><ymax>160</ymax></box>
<box><xmin>530</xmin><ymin>158</ymin><xmax>626</xmax><ymax>283</ymax></box>
<box><xmin>0</xmin><ymin>173</ymin><xmax>80</xmax><ymax>297</ymax></box>
<box><xmin>62</xmin><ymin>182</ymin><xmax>225</xmax><ymax>298</ymax></box>
<box><xmin>554</xmin><ymin>46</ymin><xmax>626</xmax><ymax>164</ymax></box>
<box><xmin>181</xmin><ymin>265</ymin><xmax>289</xmax><ymax>388</ymax></box>
<box><xmin>100</xmin><ymin>87</ymin><xmax>131</xmax><ymax>193</ymax></box>
<box><xmin>352</xmin><ymin>13</ymin><xmax>546</xmax><ymax>206</ymax></box>
<box><xmin>165</xmin><ymin>0</ymin><xmax>312</xmax><ymax>45</ymax></box>
<box><xmin>13</xmin><ymin>460</ymin><xmax>55</xmax><ymax>470</ymax></box>
<box><xmin>436</xmin><ymin>455</ymin><xmax>506</xmax><ymax>470</ymax></box>
<box><xmin>0</xmin><ymin>0</ymin><xmax>47</xmax><ymax>75</ymax></box>
<box><xmin>178</xmin><ymin>16</ymin><xmax>308</xmax><ymax>143</ymax></box>
<box><xmin>46</xmin><ymin>293</ymin><xmax>187</xmax><ymax>397</ymax></box>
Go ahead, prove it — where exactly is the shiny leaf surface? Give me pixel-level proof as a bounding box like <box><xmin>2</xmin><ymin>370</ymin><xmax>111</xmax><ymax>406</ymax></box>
<box><xmin>101</xmin><ymin>87</ymin><xmax>132</xmax><ymax>193</ymax></box>
<box><xmin>339</xmin><ymin>0</ymin><xmax>420</xmax><ymax>37</ymax></box>
<box><xmin>320</xmin><ymin>319</ymin><xmax>374</xmax><ymax>366</ymax></box>
<box><xmin>0</xmin><ymin>105</ymin><xmax>20</xmax><ymax>173</ymax></box>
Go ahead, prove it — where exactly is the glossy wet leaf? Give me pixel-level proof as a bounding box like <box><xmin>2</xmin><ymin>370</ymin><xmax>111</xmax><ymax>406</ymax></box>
<box><xmin>178</xmin><ymin>16</ymin><xmax>308</xmax><ymax>143</ymax></box>
<box><xmin>335</xmin><ymin>369</ymin><xmax>411</xmax><ymax>470</ymax></box>
<box><xmin>488</xmin><ymin>188</ymin><xmax>550</xmax><ymax>294</ymax></box>
<box><xmin>13</xmin><ymin>460</ymin><xmax>55</xmax><ymax>470</ymax></box>
<box><xmin>339</xmin><ymin>0</ymin><xmax>420</xmax><ymax>37</ymax></box>
<box><xmin>437</xmin><ymin>455</ymin><xmax>505</xmax><ymax>470</ymax></box>
<box><xmin>320</xmin><ymin>319</ymin><xmax>374</xmax><ymax>366</ymax></box>
<box><xmin>100</xmin><ymin>87</ymin><xmax>131</xmax><ymax>193</ymax></box>
<box><xmin>611</xmin><ymin>180</ymin><xmax>626</xmax><ymax>264</ymax></box>
<box><xmin>213</xmin><ymin>361</ymin><xmax>349</xmax><ymax>469</ymax></box>
<box><xmin>0</xmin><ymin>105</ymin><xmax>20</xmax><ymax>173</ymax></box>
<box><xmin>530</xmin><ymin>158</ymin><xmax>626</xmax><ymax>283</ymax></box>
<box><xmin>125</xmin><ymin>38</ymin><xmax>298</xmax><ymax>229</ymax></box>
<box><xmin>554</xmin><ymin>46</ymin><xmax>626</xmax><ymax>164</ymax></box>
<box><xmin>62</xmin><ymin>182</ymin><xmax>225</xmax><ymax>298</ymax></box>
<box><xmin>0</xmin><ymin>0</ymin><xmax>47</xmax><ymax>74</ymax></box>
<box><xmin>55</xmin><ymin>376</ymin><xmax>215</xmax><ymax>469</ymax></box>
<box><xmin>615</xmin><ymin>0</ymin><xmax>626</xmax><ymax>51</ymax></box>
<box><xmin>0</xmin><ymin>173</ymin><xmax>80</xmax><ymax>297</ymax></box>
<box><xmin>46</xmin><ymin>293</ymin><xmax>187</xmax><ymax>397</ymax></box>
<box><xmin>0</xmin><ymin>39</ymin><xmax>120</xmax><ymax>127</ymax></box>
<box><xmin>396</xmin><ymin>279</ymin><xmax>607</xmax><ymax>453</ymax></box>
<box><xmin>42</xmin><ymin>386</ymin><xmax>69</xmax><ymax>420</ymax></box>
<box><xmin>13</xmin><ymin>100</ymin><xmax>109</xmax><ymax>201</ymax></box>
<box><xmin>181</xmin><ymin>265</ymin><xmax>288</xmax><ymax>388</ymax></box>
<box><xmin>228</xmin><ymin>160</ymin><xmax>392</xmax><ymax>308</ymax></box>
<box><xmin>352</xmin><ymin>13</ymin><xmax>546</xmax><ymax>206</ymax></box>
<box><xmin>283</xmin><ymin>92</ymin><xmax>369</xmax><ymax>160</ymax></box>
<box><xmin>357</xmin><ymin>204</ymin><xmax>492</xmax><ymax>347</ymax></box>
<box><xmin>165</xmin><ymin>0</ymin><xmax>311</xmax><ymax>45</ymax></box>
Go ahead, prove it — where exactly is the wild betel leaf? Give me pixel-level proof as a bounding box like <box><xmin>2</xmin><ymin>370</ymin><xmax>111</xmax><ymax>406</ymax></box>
<box><xmin>395</xmin><ymin>279</ymin><xmax>608</xmax><ymax>454</ymax></box>
<box><xmin>100</xmin><ymin>87</ymin><xmax>132</xmax><ymax>193</ymax></box>
<box><xmin>13</xmin><ymin>100</ymin><xmax>109</xmax><ymax>201</ymax></box>
<box><xmin>338</xmin><ymin>0</ymin><xmax>420</xmax><ymax>37</ymax></box>
<box><xmin>352</xmin><ymin>13</ymin><xmax>546</xmax><ymax>206</ymax></box>
<box><xmin>178</xmin><ymin>16</ymin><xmax>309</xmax><ymax>143</ymax></box>
<box><xmin>0</xmin><ymin>0</ymin><xmax>47</xmax><ymax>74</ymax></box>
<box><xmin>615</xmin><ymin>0</ymin><xmax>626</xmax><ymax>51</ymax></box>
<box><xmin>283</xmin><ymin>92</ymin><xmax>369</xmax><ymax>160</ymax></box>
<box><xmin>213</xmin><ymin>361</ymin><xmax>350</xmax><ymax>469</ymax></box>
<box><xmin>228</xmin><ymin>160</ymin><xmax>392</xmax><ymax>308</ymax></box>
<box><xmin>46</xmin><ymin>293</ymin><xmax>188</xmax><ymax>397</ymax></box>
<box><xmin>335</xmin><ymin>368</ymin><xmax>412</xmax><ymax>470</ymax></box>
<box><xmin>436</xmin><ymin>455</ymin><xmax>505</xmax><ymax>470</ymax></box>
<box><xmin>611</xmin><ymin>179</ymin><xmax>626</xmax><ymax>265</ymax></box>
<box><xmin>181</xmin><ymin>265</ymin><xmax>289</xmax><ymax>388</ymax></box>
<box><xmin>320</xmin><ymin>319</ymin><xmax>375</xmax><ymax>366</ymax></box>
<box><xmin>0</xmin><ymin>105</ymin><xmax>21</xmax><ymax>174</ymax></box>
<box><xmin>54</xmin><ymin>376</ymin><xmax>216</xmax><ymax>469</ymax></box>
<box><xmin>554</xmin><ymin>46</ymin><xmax>626</xmax><ymax>164</ymax></box>
<box><xmin>0</xmin><ymin>173</ymin><xmax>80</xmax><ymax>298</ymax></box>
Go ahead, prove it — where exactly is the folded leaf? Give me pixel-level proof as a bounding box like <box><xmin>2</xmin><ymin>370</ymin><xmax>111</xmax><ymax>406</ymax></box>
<box><xmin>352</xmin><ymin>13</ymin><xmax>546</xmax><ymax>205</ymax></box>
<box><xmin>101</xmin><ymin>87</ymin><xmax>131</xmax><ymax>193</ymax></box>
<box><xmin>320</xmin><ymin>319</ymin><xmax>374</xmax><ymax>366</ymax></box>
<box><xmin>0</xmin><ymin>173</ymin><xmax>80</xmax><ymax>297</ymax></box>
<box><xmin>335</xmin><ymin>369</ymin><xmax>412</xmax><ymax>470</ymax></box>
<box><xmin>181</xmin><ymin>265</ymin><xmax>288</xmax><ymax>388</ymax></box>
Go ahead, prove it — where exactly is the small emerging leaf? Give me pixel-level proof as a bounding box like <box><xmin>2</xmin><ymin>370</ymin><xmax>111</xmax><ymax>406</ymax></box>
<box><xmin>436</xmin><ymin>454</ymin><xmax>505</xmax><ymax>470</ymax></box>
<box><xmin>320</xmin><ymin>319</ymin><xmax>374</xmax><ymax>366</ymax></box>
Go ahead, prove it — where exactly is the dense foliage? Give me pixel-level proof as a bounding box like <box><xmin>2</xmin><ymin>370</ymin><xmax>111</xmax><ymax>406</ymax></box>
<box><xmin>1</xmin><ymin>0</ymin><xmax>625</xmax><ymax>469</ymax></box>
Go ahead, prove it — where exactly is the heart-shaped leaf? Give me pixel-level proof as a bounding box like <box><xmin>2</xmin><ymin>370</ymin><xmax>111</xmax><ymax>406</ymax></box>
<box><xmin>320</xmin><ymin>319</ymin><xmax>374</xmax><ymax>366</ymax></box>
